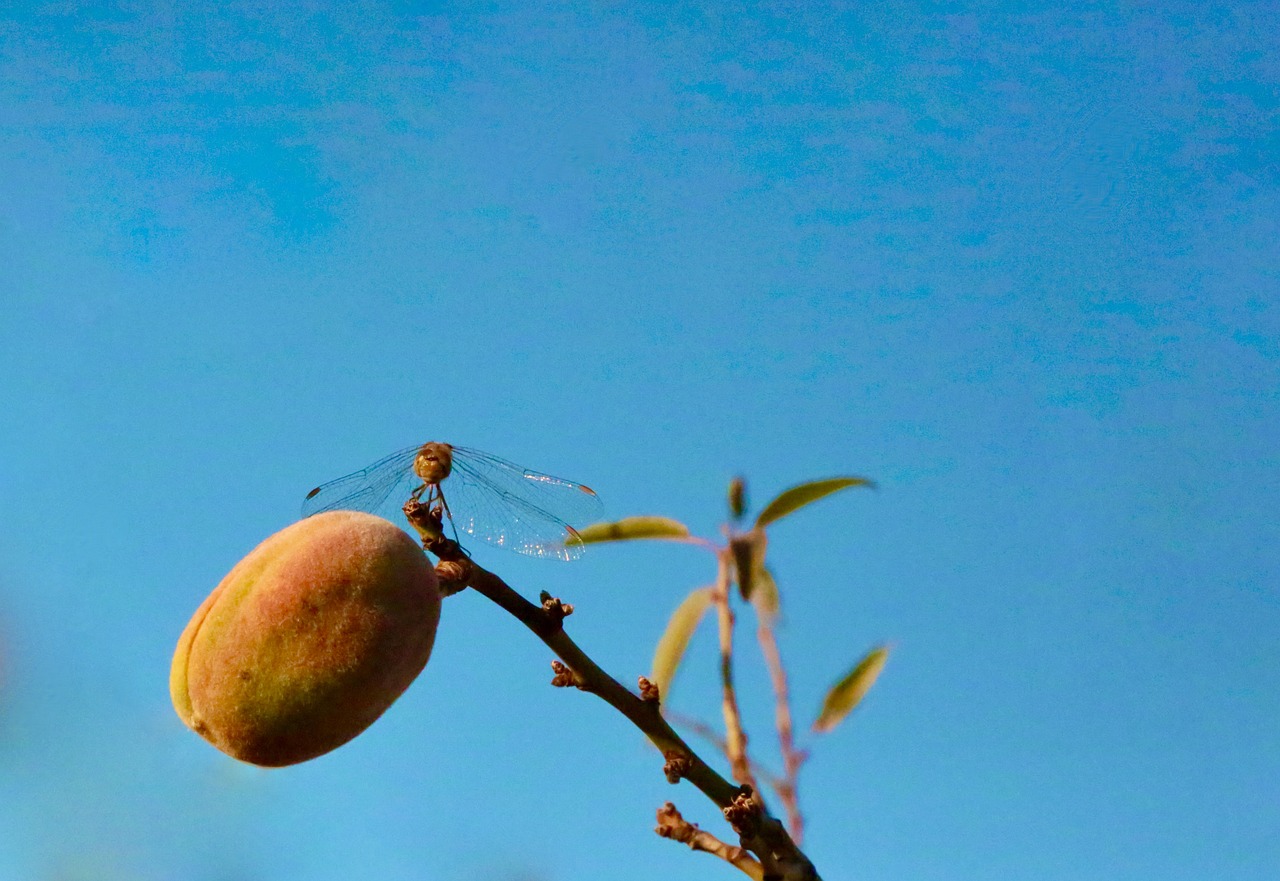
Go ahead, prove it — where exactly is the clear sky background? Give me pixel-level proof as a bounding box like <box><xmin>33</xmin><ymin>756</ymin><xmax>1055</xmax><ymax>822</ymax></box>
<box><xmin>1</xmin><ymin>2</ymin><xmax>1277</xmax><ymax>880</ymax></box>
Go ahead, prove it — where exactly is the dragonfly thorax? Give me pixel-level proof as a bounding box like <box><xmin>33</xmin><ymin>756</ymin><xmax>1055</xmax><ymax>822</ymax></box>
<box><xmin>413</xmin><ymin>442</ymin><xmax>454</xmax><ymax>484</ymax></box>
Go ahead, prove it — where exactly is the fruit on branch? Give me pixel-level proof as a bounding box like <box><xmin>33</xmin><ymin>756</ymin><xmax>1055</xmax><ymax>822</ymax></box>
<box><xmin>170</xmin><ymin>511</ymin><xmax>440</xmax><ymax>767</ymax></box>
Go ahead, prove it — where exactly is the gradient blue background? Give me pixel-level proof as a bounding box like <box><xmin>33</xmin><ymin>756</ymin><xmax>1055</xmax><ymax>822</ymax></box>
<box><xmin>1</xmin><ymin>2</ymin><xmax>1277</xmax><ymax>879</ymax></box>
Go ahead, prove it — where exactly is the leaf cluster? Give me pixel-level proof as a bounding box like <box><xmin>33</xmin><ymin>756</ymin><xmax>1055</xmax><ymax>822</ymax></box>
<box><xmin>579</xmin><ymin>474</ymin><xmax>887</xmax><ymax>842</ymax></box>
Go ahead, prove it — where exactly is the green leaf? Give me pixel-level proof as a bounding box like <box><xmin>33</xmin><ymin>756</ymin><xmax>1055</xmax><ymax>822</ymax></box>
<box><xmin>812</xmin><ymin>645</ymin><xmax>889</xmax><ymax>734</ymax></box>
<box><xmin>576</xmin><ymin>516</ymin><xmax>691</xmax><ymax>544</ymax></box>
<box><xmin>754</xmin><ymin>476</ymin><xmax>874</xmax><ymax>528</ymax></box>
<box><xmin>750</xmin><ymin>565</ymin><xmax>781</xmax><ymax>621</ymax></box>
<box><xmin>650</xmin><ymin>586</ymin><xmax>714</xmax><ymax>704</ymax></box>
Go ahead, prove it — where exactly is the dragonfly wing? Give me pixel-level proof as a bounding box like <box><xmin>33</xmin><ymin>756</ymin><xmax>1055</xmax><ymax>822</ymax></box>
<box><xmin>301</xmin><ymin>445</ymin><xmax>423</xmax><ymax>519</ymax></box>
<box><xmin>446</xmin><ymin>447</ymin><xmax>604</xmax><ymax>559</ymax></box>
<box><xmin>443</xmin><ymin>484</ymin><xmax>586</xmax><ymax>560</ymax></box>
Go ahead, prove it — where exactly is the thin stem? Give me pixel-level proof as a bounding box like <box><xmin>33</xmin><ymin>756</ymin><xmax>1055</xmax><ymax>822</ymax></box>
<box><xmin>665</xmin><ymin>709</ymin><xmax>733</xmax><ymax>760</ymax></box>
<box><xmin>665</xmin><ymin>709</ymin><xmax>792</xmax><ymax>801</ymax></box>
<box><xmin>758</xmin><ymin>618</ymin><xmax>807</xmax><ymax>843</ymax></box>
<box><xmin>657</xmin><ymin>802</ymin><xmax>765</xmax><ymax>880</ymax></box>
<box><xmin>714</xmin><ymin>549</ymin><xmax>757</xmax><ymax>791</ymax></box>
<box><xmin>675</xmin><ymin>535</ymin><xmax>723</xmax><ymax>553</ymax></box>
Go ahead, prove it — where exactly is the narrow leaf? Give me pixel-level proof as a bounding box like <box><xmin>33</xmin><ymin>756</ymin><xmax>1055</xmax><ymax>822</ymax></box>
<box><xmin>755</xmin><ymin>476</ymin><xmax>874</xmax><ymax>528</ymax></box>
<box><xmin>577</xmin><ymin>516</ymin><xmax>691</xmax><ymax>544</ymax></box>
<box><xmin>750</xmin><ymin>565</ymin><xmax>781</xmax><ymax>621</ymax></box>
<box><xmin>650</xmin><ymin>586</ymin><xmax>714</xmax><ymax>704</ymax></box>
<box><xmin>812</xmin><ymin>645</ymin><xmax>889</xmax><ymax>734</ymax></box>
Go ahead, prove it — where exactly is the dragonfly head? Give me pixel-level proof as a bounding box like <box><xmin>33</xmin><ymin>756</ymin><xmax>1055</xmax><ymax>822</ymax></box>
<box><xmin>413</xmin><ymin>442</ymin><xmax>454</xmax><ymax>484</ymax></box>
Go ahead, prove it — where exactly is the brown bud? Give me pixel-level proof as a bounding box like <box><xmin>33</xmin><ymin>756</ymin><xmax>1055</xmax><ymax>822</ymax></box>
<box><xmin>638</xmin><ymin>676</ymin><xmax>660</xmax><ymax>703</ymax></box>
<box><xmin>663</xmin><ymin>749</ymin><xmax>691</xmax><ymax>783</ymax></box>
<box><xmin>540</xmin><ymin>592</ymin><xmax>573</xmax><ymax>623</ymax></box>
<box><xmin>728</xmin><ymin>476</ymin><xmax>747</xmax><ymax>520</ymax></box>
<box><xmin>550</xmin><ymin>659</ymin><xmax>578</xmax><ymax>688</ymax></box>
<box><xmin>170</xmin><ymin>511</ymin><xmax>441</xmax><ymax>767</ymax></box>
<box><xmin>723</xmin><ymin>787</ymin><xmax>762</xmax><ymax>834</ymax></box>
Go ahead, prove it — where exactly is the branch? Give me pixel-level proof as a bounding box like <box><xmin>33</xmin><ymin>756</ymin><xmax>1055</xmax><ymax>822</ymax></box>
<box><xmin>406</xmin><ymin>506</ymin><xmax>821</xmax><ymax>881</ymax></box>
<box><xmin>656</xmin><ymin>802</ymin><xmax>764</xmax><ymax>880</ymax></box>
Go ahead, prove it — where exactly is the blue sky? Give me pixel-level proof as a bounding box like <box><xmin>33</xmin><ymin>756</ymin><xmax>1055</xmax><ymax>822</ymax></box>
<box><xmin>1</xmin><ymin>2</ymin><xmax>1277</xmax><ymax>879</ymax></box>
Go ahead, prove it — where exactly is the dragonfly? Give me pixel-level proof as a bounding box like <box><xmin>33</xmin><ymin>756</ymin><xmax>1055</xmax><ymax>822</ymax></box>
<box><xmin>302</xmin><ymin>442</ymin><xmax>604</xmax><ymax>561</ymax></box>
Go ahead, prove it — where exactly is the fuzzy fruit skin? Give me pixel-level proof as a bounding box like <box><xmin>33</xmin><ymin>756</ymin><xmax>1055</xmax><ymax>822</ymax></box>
<box><xmin>171</xmin><ymin>511</ymin><xmax>440</xmax><ymax>767</ymax></box>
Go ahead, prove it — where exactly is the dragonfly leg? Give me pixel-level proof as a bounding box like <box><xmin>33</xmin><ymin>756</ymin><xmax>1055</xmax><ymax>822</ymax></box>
<box><xmin>436</xmin><ymin>487</ymin><xmax>464</xmax><ymax>546</ymax></box>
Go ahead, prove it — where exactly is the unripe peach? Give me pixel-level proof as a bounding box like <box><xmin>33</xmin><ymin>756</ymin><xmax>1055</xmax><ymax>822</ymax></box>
<box><xmin>171</xmin><ymin>511</ymin><xmax>440</xmax><ymax>767</ymax></box>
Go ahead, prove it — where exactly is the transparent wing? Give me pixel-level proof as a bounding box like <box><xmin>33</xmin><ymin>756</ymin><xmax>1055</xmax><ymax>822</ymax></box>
<box><xmin>301</xmin><ymin>445</ymin><xmax>423</xmax><ymax>519</ymax></box>
<box><xmin>445</xmin><ymin>446</ymin><xmax>605</xmax><ymax>561</ymax></box>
